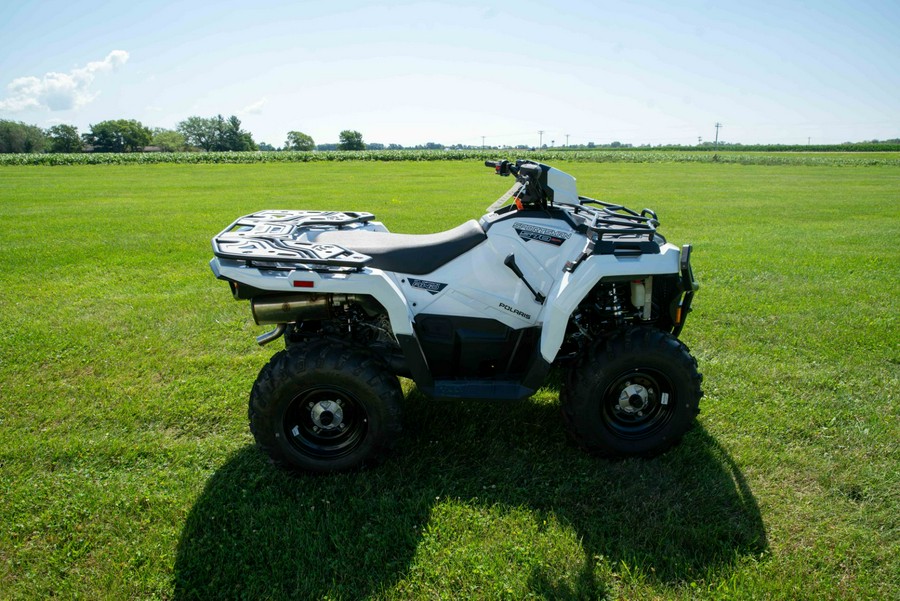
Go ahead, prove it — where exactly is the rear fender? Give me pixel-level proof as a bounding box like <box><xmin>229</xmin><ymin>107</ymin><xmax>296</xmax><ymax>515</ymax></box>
<box><xmin>211</xmin><ymin>258</ymin><xmax>416</xmax><ymax>337</ymax></box>
<box><xmin>538</xmin><ymin>243</ymin><xmax>682</xmax><ymax>362</ymax></box>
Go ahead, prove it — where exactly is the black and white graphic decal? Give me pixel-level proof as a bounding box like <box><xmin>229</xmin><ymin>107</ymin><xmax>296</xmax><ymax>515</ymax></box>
<box><xmin>408</xmin><ymin>278</ymin><xmax>448</xmax><ymax>295</ymax></box>
<box><xmin>512</xmin><ymin>222</ymin><xmax>572</xmax><ymax>246</ymax></box>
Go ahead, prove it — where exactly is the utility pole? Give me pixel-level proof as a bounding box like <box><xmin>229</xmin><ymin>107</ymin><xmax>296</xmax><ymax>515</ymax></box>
<box><xmin>698</xmin><ymin>136</ymin><xmax>702</xmax><ymax>146</ymax></box>
<box><xmin>808</xmin><ymin>137</ymin><xmax>811</xmax><ymax>146</ymax></box>
<box><xmin>481</xmin><ymin>136</ymin><xmax>485</xmax><ymax>150</ymax></box>
<box><xmin>538</xmin><ymin>130</ymin><xmax>544</xmax><ymax>149</ymax></box>
<box><xmin>565</xmin><ymin>134</ymin><xmax>570</xmax><ymax>147</ymax></box>
<box><xmin>714</xmin><ymin>122</ymin><xmax>722</xmax><ymax>151</ymax></box>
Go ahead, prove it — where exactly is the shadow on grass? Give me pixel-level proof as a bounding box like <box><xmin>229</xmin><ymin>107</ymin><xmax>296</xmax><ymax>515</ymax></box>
<box><xmin>174</xmin><ymin>395</ymin><xmax>766</xmax><ymax>599</ymax></box>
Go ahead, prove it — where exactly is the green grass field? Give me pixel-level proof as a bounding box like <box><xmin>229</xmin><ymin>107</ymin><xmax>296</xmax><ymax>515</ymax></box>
<box><xmin>1</xmin><ymin>160</ymin><xmax>898</xmax><ymax>599</ymax></box>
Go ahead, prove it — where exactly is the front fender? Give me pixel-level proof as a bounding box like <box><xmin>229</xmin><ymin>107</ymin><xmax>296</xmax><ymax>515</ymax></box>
<box><xmin>538</xmin><ymin>243</ymin><xmax>683</xmax><ymax>363</ymax></box>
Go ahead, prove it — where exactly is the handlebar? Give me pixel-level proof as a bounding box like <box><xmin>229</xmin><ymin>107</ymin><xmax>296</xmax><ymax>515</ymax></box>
<box><xmin>485</xmin><ymin>159</ymin><xmax>550</xmax><ymax>208</ymax></box>
<box><xmin>485</xmin><ymin>159</ymin><xmax>515</xmax><ymax>176</ymax></box>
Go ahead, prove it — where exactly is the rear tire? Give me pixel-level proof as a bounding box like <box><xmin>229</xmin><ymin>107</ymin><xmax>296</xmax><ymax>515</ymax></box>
<box><xmin>562</xmin><ymin>327</ymin><xmax>702</xmax><ymax>457</ymax></box>
<box><xmin>249</xmin><ymin>341</ymin><xmax>402</xmax><ymax>473</ymax></box>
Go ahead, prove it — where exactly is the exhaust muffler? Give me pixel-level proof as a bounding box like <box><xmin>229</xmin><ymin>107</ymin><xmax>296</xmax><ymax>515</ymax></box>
<box><xmin>250</xmin><ymin>293</ymin><xmax>382</xmax><ymax>325</ymax></box>
<box><xmin>251</xmin><ymin>294</ymin><xmax>333</xmax><ymax>325</ymax></box>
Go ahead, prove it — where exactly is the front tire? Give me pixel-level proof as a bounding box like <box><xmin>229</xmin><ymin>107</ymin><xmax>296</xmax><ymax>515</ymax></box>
<box><xmin>249</xmin><ymin>341</ymin><xmax>402</xmax><ymax>473</ymax></box>
<box><xmin>562</xmin><ymin>328</ymin><xmax>702</xmax><ymax>457</ymax></box>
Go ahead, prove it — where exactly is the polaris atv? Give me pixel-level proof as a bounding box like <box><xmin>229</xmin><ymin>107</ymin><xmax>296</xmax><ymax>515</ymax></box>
<box><xmin>210</xmin><ymin>160</ymin><xmax>702</xmax><ymax>473</ymax></box>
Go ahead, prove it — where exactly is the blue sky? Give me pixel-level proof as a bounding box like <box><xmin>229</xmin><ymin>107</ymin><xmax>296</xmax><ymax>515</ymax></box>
<box><xmin>1</xmin><ymin>0</ymin><xmax>897</xmax><ymax>147</ymax></box>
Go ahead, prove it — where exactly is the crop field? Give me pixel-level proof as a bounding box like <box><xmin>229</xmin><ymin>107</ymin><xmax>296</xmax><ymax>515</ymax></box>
<box><xmin>1</xmin><ymin>159</ymin><xmax>898</xmax><ymax>599</ymax></box>
<box><xmin>2</xmin><ymin>148</ymin><xmax>900</xmax><ymax>168</ymax></box>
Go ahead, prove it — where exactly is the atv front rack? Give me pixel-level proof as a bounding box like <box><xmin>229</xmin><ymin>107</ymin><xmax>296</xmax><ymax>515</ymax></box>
<box><xmin>559</xmin><ymin>197</ymin><xmax>664</xmax><ymax>272</ymax></box>
<box><xmin>212</xmin><ymin>210</ymin><xmax>375</xmax><ymax>269</ymax></box>
<box><xmin>565</xmin><ymin>197</ymin><xmax>663</xmax><ymax>255</ymax></box>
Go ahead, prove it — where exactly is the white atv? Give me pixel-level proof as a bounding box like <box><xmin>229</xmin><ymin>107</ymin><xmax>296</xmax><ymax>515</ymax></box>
<box><xmin>210</xmin><ymin>160</ymin><xmax>702</xmax><ymax>473</ymax></box>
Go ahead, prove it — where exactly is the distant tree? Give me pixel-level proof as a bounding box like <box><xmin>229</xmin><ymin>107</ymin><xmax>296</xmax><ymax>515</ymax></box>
<box><xmin>82</xmin><ymin>119</ymin><xmax>151</xmax><ymax>152</ymax></box>
<box><xmin>424</xmin><ymin>142</ymin><xmax>443</xmax><ymax>150</ymax></box>
<box><xmin>587</xmin><ymin>141</ymin><xmax>596</xmax><ymax>148</ymax></box>
<box><xmin>177</xmin><ymin>115</ymin><xmax>256</xmax><ymax>151</ymax></box>
<box><xmin>46</xmin><ymin>124</ymin><xmax>82</xmax><ymax>153</ymax></box>
<box><xmin>0</xmin><ymin>120</ymin><xmax>47</xmax><ymax>153</ymax></box>
<box><xmin>316</xmin><ymin>143</ymin><xmax>339</xmax><ymax>151</ymax></box>
<box><xmin>338</xmin><ymin>130</ymin><xmax>365</xmax><ymax>150</ymax></box>
<box><xmin>366</xmin><ymin>142</ymin><xmax>385</xmax><ymax>150</ymax></box>
<box><xmin>151</xmin><ymin>128</ymin><xmax>187</xmax><ymax>152</ymax></box>
<box><xmin>387</xmin><ymin>143</ymin><xmax>403</xmax><ymax>150</ymax></box>
<box><xmin>285</xmin><ymin>131</ymin><xmax>315</xmax><ymax>151</ymax></box>
<box><xmin>177</xmin><ymin>116</ymin><xmax>218</xmax><ymax>151</ymax></box>
<box><xmin>220</xmin><ymin>115</ymin><xmax>257</xmax><ymax>151</ymax></box>
<box><xmin>258</xmin><ymin>142</ymin><xmax>276</xmax><ymax>151</ymax></box>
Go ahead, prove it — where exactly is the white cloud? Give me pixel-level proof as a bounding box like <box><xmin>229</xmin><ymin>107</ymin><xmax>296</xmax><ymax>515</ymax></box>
<box><xmin>0</xmin><ymin>50</ymin><xmax>129</xmax><ymax>112</ymax></box>
<box><xmin>239</xmin><ymin>97</ymin><xmax>267</xmax><ymax>116</ymax></box>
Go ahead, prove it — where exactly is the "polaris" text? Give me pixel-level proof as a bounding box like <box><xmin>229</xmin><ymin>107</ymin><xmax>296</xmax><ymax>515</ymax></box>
<box><xmin>499</xmin><ymin>302</ymin><xmax>531</xmax><ymax>320</ymax></box>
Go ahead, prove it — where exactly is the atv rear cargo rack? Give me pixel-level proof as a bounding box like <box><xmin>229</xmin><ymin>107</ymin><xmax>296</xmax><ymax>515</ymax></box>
<box><xmin>211</xmin><ymin>210</ymin><xmax>375</xmax><ymax>269</ymax></box>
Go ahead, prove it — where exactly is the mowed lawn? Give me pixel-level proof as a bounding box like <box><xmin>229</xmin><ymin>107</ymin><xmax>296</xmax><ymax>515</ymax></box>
<box><xmin>0</xmin><ymin>160</ymin><xmax>897</xmax><ymax>599</ymax></box>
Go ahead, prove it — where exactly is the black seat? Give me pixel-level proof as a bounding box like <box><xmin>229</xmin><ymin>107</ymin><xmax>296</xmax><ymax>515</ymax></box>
<box><xmin>315</xmin><ymin>220</ymin><xmax>486</xmax><ymax>275</ymax></box>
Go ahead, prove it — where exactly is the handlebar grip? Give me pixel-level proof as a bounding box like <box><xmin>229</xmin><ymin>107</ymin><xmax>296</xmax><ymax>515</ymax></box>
<box><xmin>486</xmin><ymin>159</ymin><xmax>512</xmax><ymax>176</ymax></box>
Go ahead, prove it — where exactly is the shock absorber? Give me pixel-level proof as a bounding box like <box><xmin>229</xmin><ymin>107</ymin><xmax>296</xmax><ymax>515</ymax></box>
<box><xmin>594</xmin><ymin>283</ymin><xmax>627</xmax><ymax>328</ymax></box>
<box><xmin>608</xmin><ymin>284</ymin><xmax>626</xmax><ymax>326</ymax></box>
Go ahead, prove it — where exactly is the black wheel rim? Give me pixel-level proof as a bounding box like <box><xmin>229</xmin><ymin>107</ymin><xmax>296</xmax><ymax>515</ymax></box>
<box><xmin>282</xmin><ymin>386</ymin><xmax>368</xmax><ymax>459</ymax></box>
<box><xmin>600</xmin><ymin>368</ymin><xmax>675</xmax><ymax>439</ymax></box>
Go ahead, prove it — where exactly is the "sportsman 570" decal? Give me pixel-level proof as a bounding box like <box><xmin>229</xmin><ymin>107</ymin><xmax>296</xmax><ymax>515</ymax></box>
<box><xmin>513</xmin><ymin>222</ymin><xmax>572</xmax><ymax>246</ymax></box>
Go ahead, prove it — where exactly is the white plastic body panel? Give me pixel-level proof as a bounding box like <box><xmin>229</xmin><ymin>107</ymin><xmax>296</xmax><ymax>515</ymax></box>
<box><xmin>211</xmin><ymin>258</ymin><xmax>417</xmax><ymax>337</ymax></box>
<box><xmin>213</xmin><ymin>210</ymin><xmax>683</xmax><ymax>366</ymax></box>
<box><xmin>537</xmin><ymin>243</ymin><xmax>681</xmax><ymax>361</ymax></box>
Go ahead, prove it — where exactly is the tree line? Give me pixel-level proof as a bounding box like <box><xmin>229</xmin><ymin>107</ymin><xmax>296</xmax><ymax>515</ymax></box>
<box><xmin>0</xmin><ymin>118</ymin><xmax>370</xmax><ymax>153</ymax></box>
<box><xmin>2</xmin><ymin>117</ymin><xmax>898</xmax><ymax>154</ymax></box>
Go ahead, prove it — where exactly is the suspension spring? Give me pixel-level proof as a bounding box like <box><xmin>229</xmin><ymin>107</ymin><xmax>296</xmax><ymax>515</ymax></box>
<box><xmin>594</xmin><ymin>283</ymin><xmax>627</xmax><ymax>327</ymax></box>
